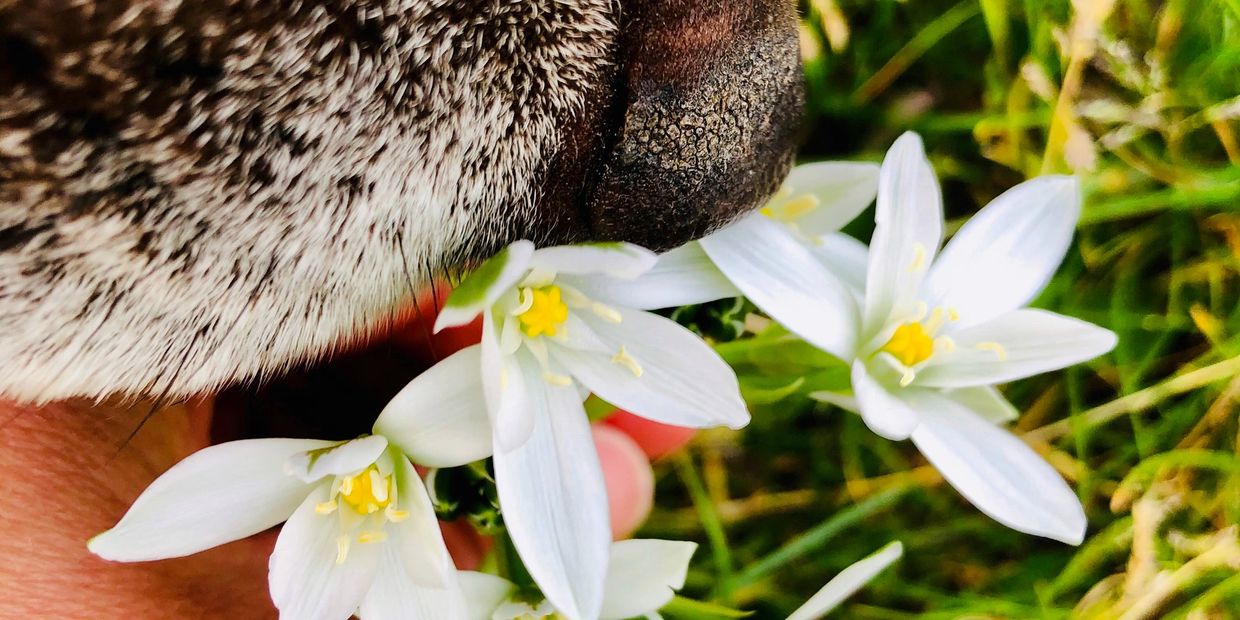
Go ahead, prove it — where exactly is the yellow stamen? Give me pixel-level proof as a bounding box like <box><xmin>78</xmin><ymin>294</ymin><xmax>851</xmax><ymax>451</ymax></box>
<box><xmin>935</xmin><ymin>336</ymin><xmax>957</xmax><ymax>353</ymax></box>
<box><xmin>975</xmin><ymin>341</ymin><xmax>1008</xmax><ymax>361</ymax></box>
<box><xmin>611</xmin><ymin>346</ymin><xmax>643</xmax><ymax>377</ymax></box>
<box><xmin>542</xmin><ymin>371</ymin><xmax>573</xmax><ymax>387</ymax></box>
<box><xmin>314</xmin><ymin>500</ymin><xmax>338</xmax><ymax>515</ymax></box>
<box><xmin>357</xmin><ymin>531</ymin><xmax>389</xmax><ymax>544</ymax></box>
<box><xmin>907</xmin><ymin>243</ymin><xmax>927</xmax><ymax>272</ymax></box>
<box><xmin>335</xmin><ymin>535</ymin><xmax>351</xmax><ymax>565</ymax></box>
<box><xmin>899</xmin><ymin>368</ymin><xmax>917</xmax><ymax>387</ymax></box>
<box><xmin>340</xmin><ymin>465</ymin><xmax>392</xmax><ymax>515</ymax></box>
<box><xmin>590</xmin><ymin>302</ymin><xmax>623</xmax><ymax>324</ymax></box>
<box><xmin>882</xmin><ymin>322</ymin><xmax>936</xmax><ymax>367</ymax></box>
<box><xmin>511</xmin><ymin>287</ymin><xmax>535</xmax><ymax>316</ymax></box>
<box><xmin>385</xmin><ymin>506</ymin><xmax>410</xmax><ymax>522</ymax></box>
<box><xmin>948</xmin><ymin>308</ymin><xmax>960</xmax><ymax>322</ymax></box>
<box><xmin>516</xmin><ymin>286</ymin><xmax>569</xmax><ymax>338</ymax></box>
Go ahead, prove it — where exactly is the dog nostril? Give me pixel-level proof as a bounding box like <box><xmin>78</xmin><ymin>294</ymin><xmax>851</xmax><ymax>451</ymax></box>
<box><xmin>585</xmin><ymin>0</ymin><xmax>804</xmax><ymax>251</ymax></box>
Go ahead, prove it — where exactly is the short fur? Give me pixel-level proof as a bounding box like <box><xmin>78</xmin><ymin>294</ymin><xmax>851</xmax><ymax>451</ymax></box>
<box><xmin>0</xmin><ymin>0</ymin><xmax>801</xmax><ymax>403</ymax></box>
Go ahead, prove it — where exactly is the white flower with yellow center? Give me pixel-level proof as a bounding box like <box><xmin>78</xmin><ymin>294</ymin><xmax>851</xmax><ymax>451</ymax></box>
<box><xmin>434</xmin><ymin>242</ymin><xmax>749</xmax><ymax>620</ymax></box>
<box><xmin>818</xmin><ymin>132</ymin><xmax>1116</xmax><ymax>544</ymax></box>
<box><xmin>455</xmin><ymin>539</ymin><xmax>697</xmax><ymax>620</ymax></box>
<box><xmin>89</xmin><ymin>347</ymin><xmax>495</xmax><ymax>620</ymax></box>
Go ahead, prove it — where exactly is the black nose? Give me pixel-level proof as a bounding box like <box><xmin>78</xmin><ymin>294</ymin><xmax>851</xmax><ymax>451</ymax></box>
<box><xmin>586</xmin><ymin>0</ymin><xmax>803</xmax><ymax>251</ymax></box>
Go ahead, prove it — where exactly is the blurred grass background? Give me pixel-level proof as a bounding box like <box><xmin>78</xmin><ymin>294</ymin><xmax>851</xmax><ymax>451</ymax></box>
<box><xmin>645</xmin><ymin>1</ymin><xmax>1240</xmax><ymax>617</ymax></box>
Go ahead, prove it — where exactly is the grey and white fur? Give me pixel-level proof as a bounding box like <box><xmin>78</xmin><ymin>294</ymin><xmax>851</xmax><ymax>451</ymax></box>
<box><xmin>0</xmin><ymin>0</ymin><xmax>803</xmax><ymax>404</ymax></box>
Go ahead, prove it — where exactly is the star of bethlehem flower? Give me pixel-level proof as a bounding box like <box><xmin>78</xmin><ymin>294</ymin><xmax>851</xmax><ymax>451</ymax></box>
<box><xmin>457</xmin><ymin>539</ymin><xmax>697</xmax><ymax>620</ymax></box>
<box><xmin>650</xmin><ymin>132</ymin><xmax>1116</xmax><ymax>544</ymax></box>
<box><xmin>89</xmin><ymin>347</ymin><xmax>496</xmax><ymax>620</ymax></box>
<box><xmin>826</xmin><ymin>132</ymin><xmax>1116</xmax><ymax>544</ymax></box>
<box><xmin>434</xmin><ymin>241</ymin><xmax>749</xmax><ymax>620</ymax></box>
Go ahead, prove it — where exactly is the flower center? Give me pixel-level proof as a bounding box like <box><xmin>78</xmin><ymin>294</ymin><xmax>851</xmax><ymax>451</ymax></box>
<box><xmin>516</xmin><ymin>285</ymin><xmax>569</xmax><ymax>338</ymax></box>
<box><xmin>314</xmin><ymin>462</ymin><xmax>411</xmax><ymax>564</ymax></box>
<box><xmin>882</xmin><ymin>322</ymin><xmax>935</xmax><ymax>367</ymax></box>
<box><xmin>339</xmin><ymin>465</ymin><xmax>391</xmax><ymax>514</ymax></box>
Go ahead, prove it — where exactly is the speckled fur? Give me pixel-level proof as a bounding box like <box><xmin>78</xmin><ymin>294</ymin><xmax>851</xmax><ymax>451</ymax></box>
<box><xmin>0</xmin><ymin>0</ymin><xmax>802</xmax><ymax>404</ymax></box>
<box><xmin>0</xmin><ymin>0</ymin><xmax>617</xmax><ymax>402</ymax></box>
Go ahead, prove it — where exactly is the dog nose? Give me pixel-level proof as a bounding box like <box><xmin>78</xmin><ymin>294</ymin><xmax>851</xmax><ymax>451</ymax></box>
<box><xmin>586</xmin><ymin>0</ymin><xmax>803</xmax><ymax>251</ymax></box>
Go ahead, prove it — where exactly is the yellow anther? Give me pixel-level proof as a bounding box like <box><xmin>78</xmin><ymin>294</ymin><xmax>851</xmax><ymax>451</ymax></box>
<box><xmin>340</xmin><ymin>465</ymin><xmax>392</xmax><ymax>515</ymax></box>
<box><xmin>314</xmin><ymin>500</ymin><xmax>338</xmax><ymax>515</ymax></box>
<box><xmin>975</xmin><ymin>341</ymin><xmax>1008</xmax><ymax>361</ymax></box>
<box><xmin>611</xmin><ymin>346</ymin><xmax>643</xmax><ymax>377</ymax></box>
<box><xmin>907</xmin><ymin>243</ymin><xmax>927</xmax><ymax>272</ymax></box>
<box><xmin>590</xmin><ymin>302</ymin><xmax>623</xmax><ymax>324</ymax></box>
<box><xmin>542</xmin><ymin>371</ymin><xmax>573</xmax><ymax>387</ymax></box>
<box><xmin>385</xmin><ymin>506</ymin><xmax>410</xmax><ymax>523</ymax></box>
<box><xmin>924</xmin><ymin>307</ymin><xmax>947</xmax><ymax>333</ymax></box>
<box><xmin>948</xmin><ymin>308</ymin><xmax>960</xmax><ymax>322</ymax></box>
<box><xmin>516</xmin><ymin>286</ymin><xmax>569</xmax><ymax>338</ymax></box>
<box><xmin>335</xmin><ymin>535</ymin><xmax>351</xmax><ymax>565</ymax></box>
<box><xmin>762</xmin><ymin>194</ymin><xmax>820</xmax><ymax>222</ymax></box>
<box><xmin>511</xmin><ymin>287</ymin><xmax>535</xmax><ymax>316</ymax></box>
<box><xmin>899</xmin><ymin>369</ymin><xmax>917</xmax><ymax>387</ymax></box>
<box><xmin>882</xmin><ymin>322</ymin><xmax>936</xmax><ymax>367</ymax></box>
<box><xmin>935</xmin><ymin>336</ymin><xmax>957</xmax><ymax>353</ymax></box>
<box><xmin>357</xmin><ymin>531</ymin><xmax>389</xmax><ymax>544</ymax></box>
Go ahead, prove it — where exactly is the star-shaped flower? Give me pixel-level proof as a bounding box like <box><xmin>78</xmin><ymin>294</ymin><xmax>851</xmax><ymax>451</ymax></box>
<box><xmin>434</xmin><ymin>241</ymin><xmax>749</xmax><ymax>620</ymax></box>
<box><xmin>89</xmin><ymin>347</ymin><xmax>495</xmax><ymax>620</ymax></box>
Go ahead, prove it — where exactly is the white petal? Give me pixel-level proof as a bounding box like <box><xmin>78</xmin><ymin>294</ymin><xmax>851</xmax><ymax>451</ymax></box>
<box><xmin>851</xmin><ymin>361</ymin><xmax>920</xmax><ymax>441</ymax></box>
<box><xmin>786</xmin><ymin>541</ymin><xmax>903</xmax><ymax>620</ymax></box>
<box><xmin>374</xmin><ymin>345</ymin><xmax>492</xmax><ymax>468</ymax></box>
<box><xmin>481</xmin><ymin>312</ymin><xmax>535</xmax><ymax>452</ymax></box>
<box><xmin>285</xmin><ymin>435</ymin><xmax>389</xmax><ymax>483</ymax></box>
<box><xmin>356</xmin><ymin>556</ymin><xmax>467</xmax><ymax>620</ymax></box>
<box><xmin>388</xmin><ymin>453</ymin><xmax>456</xmax><ymax>588</ymax></box>
<box><xmin>778</xmin><ymin>161</ymin><xmax>880</xmax><ymax>237</ymax></box>
<box><xmin>808</xmin><ymin>232</ymin><xmax>870</xmax><ymax>295</ymax></box>
<box><xmin>701</xmin><ymin>213</ymin><xmax>860</xmax><ymax>360</ymax></box>
<box><xmin>863</xmin><ymin>132</ymin><xmax>943</xmax><ymax>337</ymax></box>
<box><xmin>946</xmin><ymin>386</ymin><xmax>1019</xmax><ymax>424</ymax></box>
<box><xmin>88</xmin><ymin>438</ymin><xmax>326</xmax><ymax>561</ymax></box>
<box><xmin>529</xmin><ymin>242</ymin><xmax>657</xmax><ymax>279</ymax></box>
<box><xmin>600</xmin><ymin>540</ymin><xmax>697</xmax><ymax>620</ymax></box>
<box><xmin>923</xmin><ymin>176</ymin><xmax>1081</xmax><ymax>327</ymax></box>
<box><xmin>907</xmin><ymin>391</ymin><xmax>1086</xmax><ymax>543</ymax></box>
<box><xmin>553</xmin><ymin>308</ymin><xmax>749</xmax><ymax>430</ymax></box>
<box><xmin>269</xmin><ymin>486</ymin><xmax>384</xmax><ymax>620</ymax></box>
<box><xmin>559</xmin><ymin>242</ymin><xmax>741</xmax><ymax>310</ymax></box>
<box><xmin>458</xmin><ymin>572</ymin><xmax>517</xmax><ymax>620</ymax></box>
<box><xmin>435</xmin><ymin>241</ymin><xmax>535</xmax><ymax>331</ymax></box>
<box><xmin>355</xmin><ymin>455</ymin><xmax>465</xmax><ymax>619</ymax></box>
<box><xmin>917</xmin><ymin>309</ymin><xmax>1117</xmax><ymax>388</ymax></box>
<box><xmin>493</xmin><ymin>364</ymin><xmax>610</xmax><ymax>620</ymax></box>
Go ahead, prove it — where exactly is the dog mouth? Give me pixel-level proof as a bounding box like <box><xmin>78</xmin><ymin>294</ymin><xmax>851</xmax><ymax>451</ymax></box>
<box><xmin>210</xmin><ymin>294</ymin><xmax>476</xmax><ymax>446</ymax></box>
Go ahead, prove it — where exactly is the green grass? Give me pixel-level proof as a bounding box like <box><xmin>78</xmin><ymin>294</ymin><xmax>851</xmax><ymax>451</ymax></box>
<box><xmin>643</xmin><ymin>1</ymin><xmax>1240</xmax><ymax>617</ymax></box>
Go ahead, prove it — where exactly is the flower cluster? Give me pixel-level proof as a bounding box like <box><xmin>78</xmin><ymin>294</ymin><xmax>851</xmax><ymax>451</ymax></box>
<box><xmin>88</xmin><ymin>131</ymin><xmax>1111</xmax><ymax>620</ymax></box>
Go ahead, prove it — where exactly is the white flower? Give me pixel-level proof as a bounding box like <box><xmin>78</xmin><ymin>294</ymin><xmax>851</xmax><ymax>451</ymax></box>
<box><xmin>457</xmin><ymin>539</ymin><xmax>697</xmax><ymax>620</ymax></box>
<box><xmin>814</xmin><ymin>132</ymin><xmax>1116</xmax><ymax>544</ymax></box>
<box><xmin>575</xmin><ymin>162</ymin><xmax>879</xmax><ymax>350</ymax></box>
<box><xmin>787</xmin><ymin>541</ymin><xmax>903</xmax><ymax>620</ymax></box>
<box><xmin>434</xmin><ymin>242</ymin><xmax>749</xmax><ymax>620</ymax></box>
<box><xmin>89</xmin><ymin>347</ymin><xmax>495</xmax><ymax>620</ymax></box>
